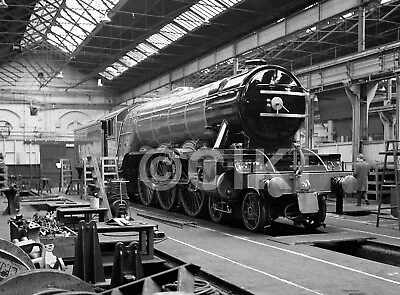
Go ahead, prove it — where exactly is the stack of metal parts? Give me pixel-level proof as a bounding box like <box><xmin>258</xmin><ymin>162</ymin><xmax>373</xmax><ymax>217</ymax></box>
<box><xmin>0</xmin><ymin>220</ymin><xmax>209</xmax><ymax>295</ymax></box>
<box><xmin>31</xmin><ymin>211</ymin><xmax>73</xmax><ymax>237</ymax></box>
<box><xmin>106</xmin><ymin>179</ymin><xmax>130</xmax><ymax>218</ymax></box>
<box><xmin>10</xmin><ymin>212</ymin><xmax>73</xmax><ymax>241</ymax></box>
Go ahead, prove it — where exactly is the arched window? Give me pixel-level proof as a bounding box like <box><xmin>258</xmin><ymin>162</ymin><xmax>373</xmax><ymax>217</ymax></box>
<box><xmin>67</xmin><ymin>121</ymin><xmax>82</xmax><ymax>133</ymax></box>
<box><xmin>0</xmin><ymin>121</ymin><xmax>12</xmax><ymax>138</ymax></box>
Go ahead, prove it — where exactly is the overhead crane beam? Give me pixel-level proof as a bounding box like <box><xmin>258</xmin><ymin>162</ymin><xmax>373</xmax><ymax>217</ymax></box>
<box><xmin>295</xmin><ymin>40</ymin><xmax>400</xmax><ymax>91</ymax></box>
<box><xmin>117</xmin><ymin>0</ymin><xmax>377</xmax><ymax>104</ymax></box>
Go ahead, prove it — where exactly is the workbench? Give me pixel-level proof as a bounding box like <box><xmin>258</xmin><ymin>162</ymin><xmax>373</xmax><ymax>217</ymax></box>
<box><xmin>56</xmin><ymin>207</ymin><xmax>108</xmax><ymax>224</ymax></box>
<box><xmin>96</xmin><ymin>221</ymin><xmax>155</xmax><ymax>260</ymax></box>
<box><xmin>46</xmin><ymin>202</ymin><xmax>89</xmax><ymax>212</ymax></box>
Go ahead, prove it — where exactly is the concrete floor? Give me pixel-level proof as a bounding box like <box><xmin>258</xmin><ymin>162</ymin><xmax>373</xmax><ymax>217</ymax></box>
<box><xmin>132</xmin><ymin>197</ymin><xmax>400</xmax><ymax>295</ymax></box>
<box><xmin>1</xmin><ymin>191</ymin><xmax>400</xmax><ymax>295</ymax></box>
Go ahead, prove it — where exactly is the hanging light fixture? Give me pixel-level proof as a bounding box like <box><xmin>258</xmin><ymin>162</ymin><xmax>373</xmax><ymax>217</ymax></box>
<box><xmin>12</xmin><ymin>44</ymin><xmax>21</xmax><ymax>51</ymax></box>
<box><xmin>100</xmin><ymin>12</ymin><xmax>111</xmax><ymax>24</ymax></box>
<box><xmin>38</xmin><ymin>72</ymin><xmax>45</xmax><ymax>80</ymax></box>
<box><xmin>0</xmin><ymin>0</ymin><xmax>8</xmax><ymax>9</ymax></box>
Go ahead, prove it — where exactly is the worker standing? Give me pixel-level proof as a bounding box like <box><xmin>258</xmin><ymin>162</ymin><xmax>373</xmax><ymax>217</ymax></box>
<box><xmin>353</xmin><ymin>153</ymin><xmax>370</xmax><ymax>206</ymax></box>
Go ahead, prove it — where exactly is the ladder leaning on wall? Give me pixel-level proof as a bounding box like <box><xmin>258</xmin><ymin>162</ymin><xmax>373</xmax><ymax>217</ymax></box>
<box><xmin>83</xmin><ymin>146</ymin><xmax>111</xmax><ymax>222</ymax></box>
<box><xmin>101</xmin><ymin>157</ymin><xmax>119</xmax><ymax>185</ymax></box>
<box><xmin>59</xmin><ymin>159</ymin><xmax>72</xmax><ymax>192</ymax></box>
<box><xmin>376</xmin><ymin>140</ymin><xmax>400</xmax><ymax>230</ymax></box>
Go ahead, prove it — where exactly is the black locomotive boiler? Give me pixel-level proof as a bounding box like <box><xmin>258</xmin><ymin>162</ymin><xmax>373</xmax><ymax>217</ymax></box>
<box><xmin>113</xmin><ymin>64</ymin><xmax>356</xmax><ymax>232</ymax></box>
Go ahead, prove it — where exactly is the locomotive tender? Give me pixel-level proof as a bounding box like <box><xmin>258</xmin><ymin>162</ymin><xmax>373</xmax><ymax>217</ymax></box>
<box><xmin>76</xmin><ymin>64</ymin><xmax>357</xmax><ymax>232</ymax></box>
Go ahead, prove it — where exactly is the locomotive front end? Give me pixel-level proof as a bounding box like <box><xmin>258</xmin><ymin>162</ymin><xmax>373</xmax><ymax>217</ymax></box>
<box><xmin>238</xmin><ymin>65</ymin><xmax>307</xmax><ymax>148</ymax></box>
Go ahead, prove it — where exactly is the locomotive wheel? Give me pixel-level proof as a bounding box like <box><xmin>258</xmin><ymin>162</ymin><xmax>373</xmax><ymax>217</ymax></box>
<box><xmin>241</xmin><ymin>191</ymin><xmax>266</xmax><ymax>232</ymax></box>
<box><xmin>179</xmin><ymin>183</ymin><xmax>206</xmax><ymax>217</ymax></box>
<box><xmin>303</xmin><ymin>194</ymin><xmax>327</xmax><ymax>230</ymax></box>
<box><xmin>138</xmin><ymin>180</ymin><xmax>156</xmax><ymax>206</ymax></box>
<box><xmin>208</xmin><ymin>197</ymin><xmax>225</xmax><ymax>223</ymax></box>
<box><xmin>157</xmin><ymin>186</ymin><xmax>177</xmax><ymax>211</ymax></box>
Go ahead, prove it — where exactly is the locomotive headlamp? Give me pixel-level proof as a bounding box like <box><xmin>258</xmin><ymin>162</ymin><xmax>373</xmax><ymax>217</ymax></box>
<box><xmin>271</xmin><ymin>97</ymin><xmax>289</xmax><ymax>113</ymax></box>
<box><xmin>300</xmin><ymin>179</ymin><xmax>311</xmax><ymax>191</ymax></box>
<box><xmin>266</xmin><ymin>177</ymin><xmax>289</xmax><ymax>198</ymax></box>
<box><xmin>341</xmin><ymin>175</ymin><xmax>357</xmax><ymax>194</ymax></box>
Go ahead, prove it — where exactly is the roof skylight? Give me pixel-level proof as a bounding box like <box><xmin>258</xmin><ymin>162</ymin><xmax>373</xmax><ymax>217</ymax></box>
<box><xmin>159</xmin><ymin>23</ymin><xmax>186</xmax><ymax>41</ymax></box>
<box><xmin>146</xmin><ymin>34</ymin><xmax>173</xmax><ymax>50</ymax></box>
<box><xmin>24</xmin><ymin>0</ymin><xmax>244</xmax><ymax>82</ymax></box>
<box><xmin>99</xmin><ymin>71</ymin><xmax>114</xmax><ymax>80</ymax></box>
<box><xmin>104</xmin><ymin>0</ymin><xmax>244</xmax><ymax>80</ymax></box>
<box><xmin>119</xmin><ymin>56</ymin><xmax>138</xmax><ymax>68</ymax></box>
<box><xmin>22</xmin><ymin>0</ymin><xmax>120</xmax><ymax>53</ymax></box>
<box><xmin>127</xmin><ymin>50</ymin><xmax>147</xmax><ymax>63</ymax></box>
<box><xmin>175</xmin><ymin>10</ymin><xmax>205</xmax><ymax>31</ymax></box>
<box><xmin>136</xmin><ymin>43</ymin><xmax>159</xmax><ymax>56</ymax></box>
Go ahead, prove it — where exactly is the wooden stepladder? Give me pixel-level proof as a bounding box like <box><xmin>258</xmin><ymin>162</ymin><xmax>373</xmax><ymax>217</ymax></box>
<box><xmin>376</xmin><ymin>140</ymin><xmax>400</xmax><ymax>229</ymax></box>
<box><xmin>101</xmin><ymin>157</ymin><xmax>119</xmax><ymax>185</ymax></box>
<box><xmin>59</xmin><ymin>159</ymin><xmax>72</xmax><ymax>192</ymax></box>
<box><xmin>83</xmin><ymin>146</ymin><xmax>112</xmax><ymax>222</ymax></box>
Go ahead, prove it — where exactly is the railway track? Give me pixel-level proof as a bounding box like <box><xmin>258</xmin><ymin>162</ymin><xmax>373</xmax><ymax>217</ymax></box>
<box><xmin>130</xmin><ymin>202</ymin><xmax>400</xmax><ymax>294</ymax></box>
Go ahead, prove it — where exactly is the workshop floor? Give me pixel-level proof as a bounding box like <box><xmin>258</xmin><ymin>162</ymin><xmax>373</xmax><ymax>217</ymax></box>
<box><xmin>0</xmin><ymin>190</ymin><xmax>391</xmax><ymax>241</ymax></box>
<box><xmin>1</xmin><ymin>189</ymin><xmax>400</xmax><ymax>295</ymax></box>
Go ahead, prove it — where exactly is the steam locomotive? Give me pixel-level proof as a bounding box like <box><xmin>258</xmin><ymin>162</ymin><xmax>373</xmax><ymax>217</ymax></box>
<box><xmin>75</xmin><ymin>64</ymin><xmax>356</xmax><ymax>232</ymax></box>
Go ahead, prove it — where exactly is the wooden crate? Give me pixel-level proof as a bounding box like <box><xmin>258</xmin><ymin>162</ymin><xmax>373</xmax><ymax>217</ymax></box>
<box><xmin>40</xmin><ymin>228</ymin><xmax>76</xmax><ymax>259</ymax></box>
<box><xmin>10</xmin><ymin>221</ymin><xmax>76</xmax><ymax>259</ymax></box>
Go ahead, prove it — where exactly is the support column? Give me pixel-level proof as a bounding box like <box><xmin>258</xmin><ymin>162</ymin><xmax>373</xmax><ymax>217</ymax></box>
<box><xmin>358</xmin><ymin>0</ymin><xmax>366</xmax><ymax>52</ymax></box>
<box><xmin>396</xmin><ymin>76</ymin><xmax>400</xmax><ymax>141</ymax></box>
<box><xmin>378</xmin><ymin>111</ymin><xmax>395</xmax><ymax>141</ymax></box>
<box><xmin>327</xmin><ymin>120</ymin><xmax>334</xmax><ymax>142</ymax></box>
<box><xmin>379</xmin><ymin>78</ymin><xmax>396</xmax><ymax>140</ymax></box>
<box><xmin>305</xmin><ymin>93</ymin><xmax>315</xmax><ymax>149</ymax></box>
<box><xmin>345</xmin><ymin>82</ymin><xmax>378</xmax><ymax>162</ymax></box>
<box><xmin>233</xmin><ymin>57</ymin><xmax>239</xmax><ymax>75</ymax></box>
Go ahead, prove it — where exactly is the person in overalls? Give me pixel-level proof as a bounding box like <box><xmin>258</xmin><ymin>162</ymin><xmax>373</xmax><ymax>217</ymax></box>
<box><xmin>354</xmin><ymin>153</ymin><xmax>370</xmax><ymax>206</ymax></box>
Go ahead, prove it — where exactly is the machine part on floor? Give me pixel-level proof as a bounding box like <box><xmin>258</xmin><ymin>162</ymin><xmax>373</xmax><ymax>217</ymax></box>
<box><xmin>100</xmin><ymin>264</ymin><xmax>199</xmax><ymax>295</ymax></box>
<box><xmin>52</xmin><ymin>257</ymin><xmax>66</xmax><ymax>271</ymax></box>
<box><xmin>154</xmin><ymin>248</ymin><xmax>255</xmax><ymax>295</ymax></box>
<box><xmin>137</xmin><ymin>211</ymin><xmax>197</xmax><ymax>228</ymax></box>
<box><xmin>0</xmin><ymin>254</ymin><xmax>29</xmax><ymax>280</ymax></box>
<box><xmin>111</xmin><ymin>241</ymin><xmax>144</xmax><ymax>288</ymax></box>
<box><xmin>72</xmin><ymin>220</ymin><xmax>105</xmax><ymax>284</ymax></box>
<box><xmin>2</xmin><ymin>185</ymin><xmax>19</xmax><ymax>215</ymax></box>
<box><xmin>13</xmin><ymin>238</ymin><xmax>46</xmax><ymax>268</ymax></box>
<box><xmin>0</xmin><ymin>238</ymin><xmax>35</xmax><ymax>281</ymax></box>
<box><xmin>9</xmin><ymin>215</ymin><xmax>41</xmax><ymax>242</ymax></box>
<box><xmin>160</xmin><ymin>277</ymin><xmax>222</xmax><ymax>294</ymax></box>
<box><xmin>0</xmin><ymin>269</ymin><xmax>96</xmax><ymax>294</ymax></box>
<box><xmin>110</xmin><ymin>199</ymin><xmax>129</xmax><ymax>218</ymax></box>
